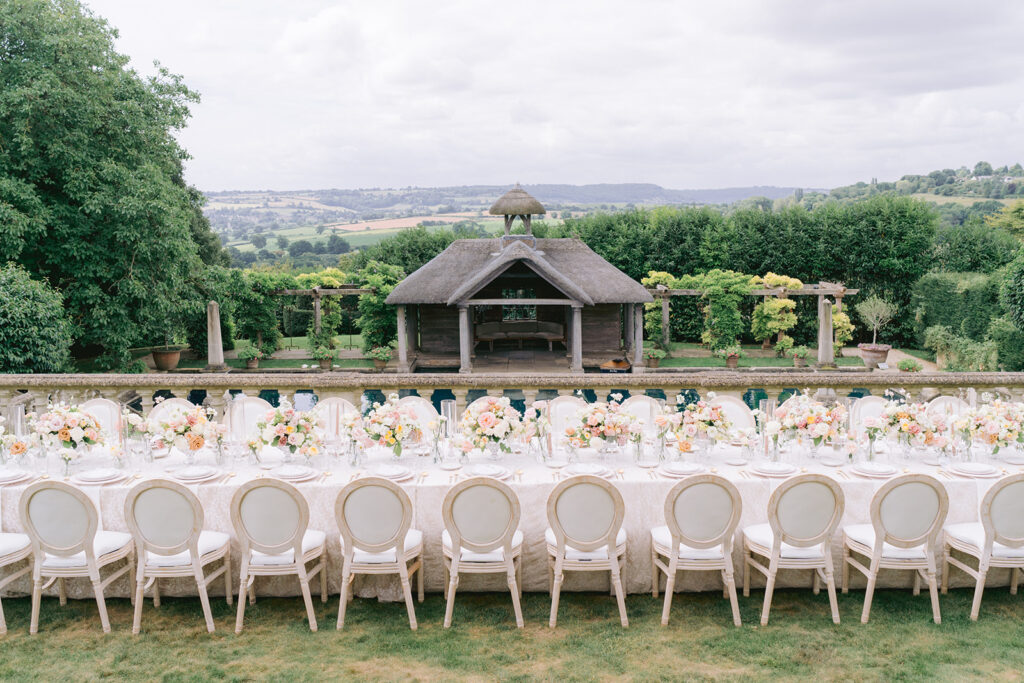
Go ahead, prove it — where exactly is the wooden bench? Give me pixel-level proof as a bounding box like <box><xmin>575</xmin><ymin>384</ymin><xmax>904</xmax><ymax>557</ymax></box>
<box><xmin>475</xmin><ymin>321</ymin><xmax>566</xmax><ymax>352</ymax></box>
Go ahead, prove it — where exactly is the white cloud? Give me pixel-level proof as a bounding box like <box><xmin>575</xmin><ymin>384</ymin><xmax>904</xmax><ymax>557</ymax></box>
<box><xmin>85</xmin><ymin>0</ymin><xmax>1024</xmax><ymax>191</ymax></box>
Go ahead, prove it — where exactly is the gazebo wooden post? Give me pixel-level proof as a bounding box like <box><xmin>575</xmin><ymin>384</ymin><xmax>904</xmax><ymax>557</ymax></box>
<box><xmin>396</xmin><ymin>305</ymin><xmax>409</xmax><ymax>372</ymax></box>
<box><xmin>312</xmin><ymin>287</ymin><xmax>322</xmax><ymax>335</ymax></box>
<box><xmin>570</xmin><ymin>304</ymin><xmax>583</xmax><ymax>374</ymax></box>
<box><xmin>624</xmin><ymin>303</ymin><xmax>634</xmax><ymax>354</ymax></box>
<box><xmin>633</xmin><ymin>304</ymin><xmax>644</xmax><ymax>371</ymax></box>
<box><xmin>661</xmin><ymin>295</ymin><xmax>670</xmax><ymax>348</ymax></box>
<box><xmin>458</xmin><ymin>305</ymin><xmax>472</xmax><ymax>374</ymax></box>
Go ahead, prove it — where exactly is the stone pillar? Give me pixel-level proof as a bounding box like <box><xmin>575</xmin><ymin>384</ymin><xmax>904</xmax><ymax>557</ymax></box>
<box><xmin>451</xmin><ymin>388</ymin><xmax>470</xmax><ymax>415</ymax></box>
<box><xmin>817</xmin><ymin>296</ymin><xmax>835</xmax><ymax>368</ymax></box>
<box><xmin>205</xmin><ymin>301</ymin><xmax>227</xmax><ymax>371</ymax></box>
<box><xmin>570</xmin><ymin>305</ymin><xmax>583</xmax><ymax>374</ymax></box>
<box><xmin>458</xmin><ymin>305</ymin><xmax>472</xmax><ymax>374</ymax></box>
<box><xmin>661</xmin><ymin>296</ymin><xmax>670</xmax><ymax>348</ymax></box>
<box><xmin>632</xmin><ymin>304</ymin><xmax>644</xmax><ymax>371</ymax></box>
<box><xmin>396</xmin><ymin>305</ymin><xmax>410</xmax><ymax>372</ymax></box>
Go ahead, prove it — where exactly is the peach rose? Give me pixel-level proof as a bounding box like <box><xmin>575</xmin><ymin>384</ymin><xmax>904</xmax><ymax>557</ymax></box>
<box><xmin>57</xmin><ymin>428</ymin><xmax>71</xmax><ymax>442</ymax></box>
<box><xmin>9</xmin><ymin>441</ymin><xmax>26</xmax><ymax>456</ymax></box>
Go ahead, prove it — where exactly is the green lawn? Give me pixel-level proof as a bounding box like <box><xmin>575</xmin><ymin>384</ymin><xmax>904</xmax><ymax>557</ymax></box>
<box><xmin>661</xmin><ymin>356</ymin><xmax>864</xmax><ymax>368</ymax></box>
<box><xmin>176</xmin><ymin>357</ymin><xmax>373</xmax><ymax>370</ymax></box>
<box><xmin>2</xmin><ymin>589</ymin><xmax>1023</xmax><ymax>680</ymax></box>
<box><xmin>900</xmin><ymin>348</ymin><xmax>937</xmax><ymax>363</ymax></box>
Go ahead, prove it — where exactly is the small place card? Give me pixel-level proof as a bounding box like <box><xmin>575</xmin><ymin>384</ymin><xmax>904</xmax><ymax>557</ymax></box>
<box><xmin>877</xmin><ymin>362</ymin><xmax>889</xmax><ymax>370</ymax></box>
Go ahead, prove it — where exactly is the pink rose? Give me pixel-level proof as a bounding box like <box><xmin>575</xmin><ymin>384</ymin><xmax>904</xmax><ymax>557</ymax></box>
<box><xmin>478</xmin><ymin>412</ymin><xmax>498</xmax><ymax>429</ymax></box>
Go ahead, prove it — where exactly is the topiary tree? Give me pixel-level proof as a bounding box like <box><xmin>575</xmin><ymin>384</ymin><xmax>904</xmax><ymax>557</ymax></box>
<box><xmin>356</xmin><ymin>261</ymin><xmax>406</xmax><ymax>352</ymax></box>
<box><xmin>855</xmin><ymin>295</ymin><xmax>897</xmax><ymax>346</ymax></box>
<box><xmin>0</xmin><ymin>264</ymin><xmax>73</xmax><ymax>372</ymax></box>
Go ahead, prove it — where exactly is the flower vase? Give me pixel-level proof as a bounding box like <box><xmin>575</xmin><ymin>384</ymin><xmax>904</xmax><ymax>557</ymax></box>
<box><xmin>598</xmin><ymin>437</ymin><xmax>618</xmax><ymax>459</ymax></box>
<box><xmin>866</xmin><ymin>437</ymin><xmax>876</xmax><ymax>462</ymax></box>
<box><xmin>769</xmin><ymin>438</ymin><xmax>781</xmax><ymax>463</ymax></box>
<box><xmin>431</xmin><ymin>440</ymin><xmax>442</xmax><ymax>465</ymax></box>
<box><xmin>631</xmin><ymin>440</ymin><xmax>644</xmax><ymax>464</ymax></box>
<box><xmin>485</xmin><ymin>441</ymin><xmax>502</xmax><ymax>460</ymax></box>
<box><xmin>657</xmin><ymin>436</ymin><xmax>667</xmax><ymax>463</ymax></box>
<box><xmin>185</xmin><ymin>448</ymin><xmax>198</xmax><ymax>466</ymax></box>
<box><xmin>348</xmin><ymin>440</ymin><xmax>362</xmax><ymax>468</ymax></box>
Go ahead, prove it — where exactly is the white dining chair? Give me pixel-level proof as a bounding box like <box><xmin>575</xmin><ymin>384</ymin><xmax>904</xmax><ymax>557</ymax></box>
<box><xmin>925</xmin><ymin>395</ymin><xmax>969</xmax><ymax>421</ymax></box>
<box><xmin>227</xmin><ymin>395</ymin><xmax>273</xmax><ymax>442</ymax></box>
<box><xmin>124</xmin><ymin>479</ymin><xmax>232</xmax><ymax>634</ymax></box>
<box><xmin>849</xmin><ymin>396</ymin><xmax>887</xmax><ymax>438</ymax></box>
<box><xmin>619</xmin><ymin>394</ymin><xmax>662</xmax><ymax>432</ymax></box>
<box><xmin>19</xmin><ymin>481</ymin><xmax>134</xmax><ymax>634</ymax></box>
<box><xmin>316</xmin><ymin>396</ymin><xmax>358</xmax><ymax>438</ymax></box>
<box><xmin>942</xmin><ymin>473</ymin><xmax>1024</xmax><ymax>620</ymax></box>
<box><xmin>546</xmin><ymin>474</ymin><xmax>628</xmax><ymax>627</ymax></box>
<box><xmin>230</xmin><ymin>479</ymin><xmax>327</xmax><ymax>633</ymax></box>
<box><xmin>441</xmin><ymin>476</ymin><xmax>524</xmax><ymax>628</ymax></box>
<box><xmin>842</xmin><ymin>473</ymin><xmax>948</xmax><ymax>624</ymax></box>
<box><xmin>335</xmin><ymin>477</ymin><xmax>424</xmax><ymax>630</ymax></box>
<box><xmin>708</xmin><ymin>395</ymin><xmax>757</xmax><ymax>432</ymax></box>
<box><xmin>652</xmin><ymin>474</ymin><xmax>742</xmax><ymax>626</ymax></box>
<box><xmin>147</xmin><ymin>397</ymin><xmax>196</xmax><ymax>425</ymax></box>
<box><xmin>0</xmin><ymin>531</ymin><xmax>32</xmax><ymax>635</ymax></box>
<box><xmin>80</xmin><ymin>397</ymin><xmax>123</xmax><ymax>441</ymax></box>
<box><xmin>547</xmin><ymin>395</ymin><xmax>587</xmax><ymax>436</ymax></box>
<box><xmin>396</xmin><ymin>395</ymin><xmax>440</xmax><ymax>443</ymax></box>
<box><xmin>743</xmin><ymin>474</ymin><xmax>844</xmax><ymax>625</ymax></box>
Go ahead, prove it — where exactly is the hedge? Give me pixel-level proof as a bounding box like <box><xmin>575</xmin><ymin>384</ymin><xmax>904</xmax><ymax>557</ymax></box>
<box><xmin>911</xmin><ymin>271</ymin><xmax>1002</xmax><ymax>345</ymax></box>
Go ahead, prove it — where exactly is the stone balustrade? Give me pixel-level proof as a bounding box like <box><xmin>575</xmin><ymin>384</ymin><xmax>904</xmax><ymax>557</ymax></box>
<box><xmin>2</xmin><ymin>372</ymin><xmax>1024</xmax><ymax>419</ymax></box>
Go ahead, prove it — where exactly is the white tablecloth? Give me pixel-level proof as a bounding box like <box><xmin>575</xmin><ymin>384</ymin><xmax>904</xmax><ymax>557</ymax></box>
<box><xmin>0</xmin><ymin>447</ymin><xmax>1013</xmax><ymax>601</ymax></box>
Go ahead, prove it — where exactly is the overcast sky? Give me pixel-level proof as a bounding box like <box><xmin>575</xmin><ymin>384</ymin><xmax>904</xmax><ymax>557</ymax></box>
<box><xmin>85</xmin><ymin>0</ymin><xmax>1024</xmax><ymax>192</ymax></box>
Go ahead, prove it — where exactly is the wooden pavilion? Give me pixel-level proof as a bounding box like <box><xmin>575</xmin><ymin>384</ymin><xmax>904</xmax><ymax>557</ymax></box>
<box><xmin>385</xmin><ymin>186</ymin><xmax>653</xmax><ymax>373</ymax></box>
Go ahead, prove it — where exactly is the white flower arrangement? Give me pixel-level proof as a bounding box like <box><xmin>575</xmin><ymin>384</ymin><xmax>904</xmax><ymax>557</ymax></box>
<box><xmin>460</xmin><ymin>396</ymin><xmax>521</xmax><ymax>452</ymax></box>
<box><xmin>255</xmin><ymin>400</ymin><xmax>323</xmax><ymax>458</ymax></box>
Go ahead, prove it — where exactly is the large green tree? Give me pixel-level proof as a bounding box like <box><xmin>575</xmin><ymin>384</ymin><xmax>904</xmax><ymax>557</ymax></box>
<box><xmin>0</xmin><ymin>0</ymin><xmax>225</xmax><ymax>368</ymax></box>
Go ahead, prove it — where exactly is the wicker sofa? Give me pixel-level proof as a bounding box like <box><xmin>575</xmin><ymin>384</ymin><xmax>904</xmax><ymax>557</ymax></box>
<box><xmin>474</xmin><ymin>320</ymin><xmax>566</xmax><ymax>352</ymax></box>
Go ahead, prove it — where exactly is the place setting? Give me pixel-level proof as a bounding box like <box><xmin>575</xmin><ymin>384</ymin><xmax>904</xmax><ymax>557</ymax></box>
<box><xmin>71</xmin><ymin>466</ymin><xmax>130</xmax><ymax>487</ymax></box>
<box><xmin>0</xmin><ymin>467</ymin><xmax>35</xmax><ymax>487</ymax></box>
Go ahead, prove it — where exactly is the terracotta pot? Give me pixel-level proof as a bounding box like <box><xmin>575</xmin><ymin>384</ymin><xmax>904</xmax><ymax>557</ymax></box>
<box><xmin>793</xmin><ymin>357</ymin><xmax>807</xmax><ymax>368</ymax></box>
<box><xmin>858</xmin><ymin>344</ymin><xmax>891</xmax><ymax>369</ymax></box>
<box><xmin>646</xmin><ymin>357</ymin><xmax>661</xmax><ymax>368</ymax></box>
<box><xmin>152</xmin><ymin>349</ymin><xmax>181</xmax><ymax>372</ymax></box>
<box><xmin>725</xmin><ymin>355</ymin><xmax>739</xmax><ymax>369</ymax></box>
<box><xmin>245</xmin><ymin>359</ymin><xmax>259</xmax><ymax>370</ymax></box>
<box><xmin>373</xmin><ymin>358</ymin><xmax>387</xmax><ymax>371</ymax></box>
<box><xmin>318</xmin><ymin>359</ymin><xmax>332</xmax><ymax>370</ymax></box>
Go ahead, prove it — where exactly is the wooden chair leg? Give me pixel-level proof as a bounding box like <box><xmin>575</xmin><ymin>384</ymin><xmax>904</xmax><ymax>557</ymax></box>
<box><xmin>861</xmin><ymin>563</ymin><xmax>879</xmax><ymax>624</ymax></box>
<box><xmin>320</xmin><ymin>562</ymin><xmax>328</xmax><ymax>604</ymax></box>
<box><xmin>928</xmin><ymin>571</ymin><xmax>941</xmax><ymax>625</ymax></box>
<box><xmin>913</xmin><ymin>569</ymin><xmax>921</xmax><ymax>596</ymax></box>
<box><xmin>610</xmin><ymin>559</ymin><xmax>628</xmax><ymax>628</ymax></box>
<box><xmin>516</xmin><ymin>557</ymin><xmax>523</xmax><ymax>600</ymax></box>
<box><xmin>941</xmin><ymin>545</ymin><xmax>951</xmax><ymax>594</ymax></box>
<box><xmin>30</xmin><ymin>577</ymin><xmax>42</xmax><ymax>635</ymax></box>
<box><xmin>651</xmin><ymin>546</ymin><xmax>659</xmax><ymax>598</ymax></box>
<box><xmin>224</xmin><ymin>552</ymin><xmax>233</xmax><ymax>606</ymax></box>
<box><xmin>297</xmin><ymin>564</ymin><xmax>318</xmax><ymax>632</ymax></box>
<box><xmin>92</xmin><ymin>579</ymin><xmax>112</xmax><ymax>633</ymax></box>
<box><xmin>132</xmin><ymin>577</ymin><xmax>145</xmax><ymax>635</ymax></box>
<box><xmin>235</xmin><ymin>564</ymin><xmax>249</xmax><ymax>634</ymax></box>
<box><xmin>399</xmin><ymin>570</ymin><xmax>418</xmax><ymax>631</ymax></box>
<box><xmin>660</xmin><ymin>569</ymin><xmax>676</xmax><ymax>626</ymax></box>
<box><xmin>760</xmin><ymin>559</ymin><xmax>778</xmax><ymax>626</ymax></box>
<box><xmin>549</xmin><ymin>558</ymin><xmax>564</xmax><ymax>628</ymax></box>
<box><xmin>337</xmin><ymin>570</ymin><xmax>351</xmax><ymax>629</ymax></box>
<box><xmin>506</xmin><ymin>559</ymin><xmax>524</xmax><ymax>629</ymax></box>
<box><xmin>1012</xmin><ymin>567</ymin><xmax>1020</xmax><ymax>595</ymax></box>
<box><xmin>742</xmin><ymin>548</ymin><xmax>751</xmax><ymax>597</ymax></box>
<box><xmin>970</xmin><ymin>569</ymin><xmax>987</xmax><ymax>621</ymax></box>
<box><xmin>725</xmin><ymin>570</ymin><xmax>742</xmax><ymax>627</ymax></box>
<box><xmin>191</xmin><ymin>561</ymin><xmax>215</xmax><ymax>633</ymax></box>
<box><xmin>58</xmin><ymin>577</ymin><xmax>67</xmax><ymax>606</ymax></box>
<box><xmin>417</xmin><ymin>558</ymin><xmax>424</xmax><ymax>603</ymax></box>
<box><xmin>443</xmin><ymin>572</ymin><xmax>459</xmax><ymax>628</ymax></box>
<box><xmin>442</xmin><ymin>562</ymin><xmax>449</xmax><ymax>601</ymax></box>
<box><xmin>842</xmin><ymin>545</ymin><xmax>850</xmax><ymax>594</ymax></box>
<box><xmin>152</xmin><ymin>577</ymin><xmax>160</xmax><ymax>608</ymax></box>
<box><xmin>824</xmin><ymin>558</ymin><xmax>840</xmax><ymax>625</ymax></box>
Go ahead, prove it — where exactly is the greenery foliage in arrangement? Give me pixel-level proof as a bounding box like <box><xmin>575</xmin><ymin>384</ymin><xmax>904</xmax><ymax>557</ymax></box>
<box><xmin>0</xmin><ymin>264</ymin><xmax>73</xmax><ymax>373</ymax></box>
<box><xmin>356</xmin><ymin>261</ymin><xmax>406</xmax><ymax>352</ymax></box>
<box><xmin>923</xmin><ymin>325</ymin><xmax>998</xmax><ymax>372</ymax></box>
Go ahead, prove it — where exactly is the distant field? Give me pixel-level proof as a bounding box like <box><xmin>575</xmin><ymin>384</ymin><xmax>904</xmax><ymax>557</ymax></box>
<box><xmin>911</xmin><ymin>193</ymin><xmax>1015</xmax><ymax>207</ymax></box>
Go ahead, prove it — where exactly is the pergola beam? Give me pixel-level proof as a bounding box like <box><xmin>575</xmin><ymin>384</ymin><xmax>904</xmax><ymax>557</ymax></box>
<box><xmin>463</xmin><ymin>298</ymin><xmax>580</xmax><ymax>307</ymax></box>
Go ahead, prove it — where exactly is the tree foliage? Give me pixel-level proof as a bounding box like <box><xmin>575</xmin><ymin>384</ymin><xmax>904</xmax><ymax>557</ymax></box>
<box><xmin>1002</xmin><ymin>250</ymin><xmax>1024</xmax><ymax>333</ymax></box>
<box><xmin>751</xmin><ymin>298</ymin><xmax>798</xmax><ymax>344</ymax></box>
<box><xmin>0</xmin><ymin>0</ymin><xmax>224</xmax><ymax>368</ymax></box>
<box><xmin>0</xmin><ymin>264</ymin><xmax>73</xmax><ymax>372</ymax></box>
<box><xmin>356</xmin><ymin>261</ymin><xmax>405</xmax><ymax>352</ymax></box>
<box><xmin>855</xmin><ymin>295</ymin><xmax>897</xmax><ymax>345</ymax></box>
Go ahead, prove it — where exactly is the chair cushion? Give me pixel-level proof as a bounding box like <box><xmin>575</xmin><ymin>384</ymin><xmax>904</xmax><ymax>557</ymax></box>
<box><xmin>442</xmin><ymin>529</ymin><xmax>522</xmax><ymax>562</ymax></box>
<box><xmin>0</xmin><ymin>533</ymin><xmax>31</xmax><ymax>559</ymax></box>
<box><xmin>42</xmin><ymin>530</ymin><xmax>132</xmax><ymax>569</ymax></box>
<box><xmin>342</xmin><ymin>529</ymin><xmax>423</xmax><ymax>564</ymax></box>
<box><xmin>651</xmin><ymin>526</ymin><xmax>725</xmax><ymax>560</ymax></box>
<box><xmin>545</xmin><ymin>527</ymin><xmax>627</xmax><ymax>561</ymax></box>
<box><xmin>250</xmin><ymin>530</ymin><xmax>326</xmax><ymax>566</ymax></box>
<box><xmin>844</xmin><ymin>524</ymin><xmax>927</xmax><ymax>560</ymax></box>
<box><xmin>743</xmin><ymin>523</ymin><xmax>826</xmax><ymax>560</ymax></box>
<box><xmin>945</xmin><ymin>522</ymin><xmax>1024</xmax><ymax>559</ymax></box>
<box><xmin>145</xmin><ymin>531</ymin><xmax>231</xmax><ymax>567</ymax></box>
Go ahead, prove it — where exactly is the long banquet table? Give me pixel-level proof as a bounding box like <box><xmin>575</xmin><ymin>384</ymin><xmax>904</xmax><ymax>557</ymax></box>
<box><xmin>0</xmin><ymin>447</ymin><xmax>1015</xmax><ymax>602</ymax></box>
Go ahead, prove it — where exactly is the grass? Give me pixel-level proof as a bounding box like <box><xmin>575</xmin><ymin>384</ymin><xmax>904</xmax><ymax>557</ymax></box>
<box><xmin>661</xmin><ymin>356</ymin><xmax>864</xmax><ymax>368</ymax></box>
<box><xmin>176</xmin><ymin>357</ymin><xmax>373</xmax><ymax>370</ymax></box>
<box><xmin>899</xmin><ymin>348</ymin><xmax>937</xmax><ymax>363</ymax></box>
<box><xmin>3</xmin><ymin>589</ymin><xmax>1024</xmax><ymax>680</ymax></box>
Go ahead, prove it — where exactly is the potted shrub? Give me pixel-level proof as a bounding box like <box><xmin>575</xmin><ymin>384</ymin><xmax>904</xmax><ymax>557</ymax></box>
<box><xmin>238</xmin><ymin>345</ymin><xmax>265</xmax><ymax>370</ymax></box>
<box><xmin>855</xmin><ymin>295</ymin><xmax>897</xmax><ymax>369</ymax></box>
<box><xmin>792</xmin><ymin>345</ymin><xmax>810</xmax><ymax>368</ymax></box>
<box><xmin>715</xmin><ymin>345</ymin><xmax>744</xmax><ymax>369</ymax></box>
<box><xmin>774</xmin><ymin>334</ymin><xmax>794</xmax><ymax>358</ymax></box>
<box><xmin>644</xmin><ymin>348</ymin><xmax>667</xmax><ymax>368</ymax></box>
<box><xmin>151</xmin><ymin>344</ymin><xmax>187</xmax><ymax>372</ymax></box>
<box><xmin>367</xmin><ymin>345</ymin><xmax>392</xmax><ymax>371</ymax></box>
<box><xmin>898</xmin><ymin>358</ymin><xmax>923</xmax><ymax>373</ymax></box>
<box><xmin>311</xmin><ymin>345</ymin><xmax>336</xmax><ymax>371</ymax></box>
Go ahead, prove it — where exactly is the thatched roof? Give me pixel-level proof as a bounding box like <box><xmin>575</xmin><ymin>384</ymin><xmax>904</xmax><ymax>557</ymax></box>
<box><xmin>489</xmin><ymin>184</ymin><xmax>545</xmax><ymax>216</ymax></box>
<box><xmin>386</xmin><ymin>238</ymin><xmax>653</xmax><ymax>305</ymax></box>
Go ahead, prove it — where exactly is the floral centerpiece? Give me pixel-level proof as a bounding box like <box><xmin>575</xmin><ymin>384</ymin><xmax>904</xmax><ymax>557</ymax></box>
<box><xmin>255</xmin><ymin>400</ymin><xmax>322</xmax><ymax>461</ymax></box>
<box><xmin>363</xmin><ymin>393</ymin><xmax>420</xmax><ymax>456</ymax></box>
<box><xmin>563</xmin><ymin>395</ymin><xmax>636</xmax><ymax>452</ymax></box>
<box><xmin>460</xmin><ymin>396</ymin><xmax>521</xmax><ymax>454</ymax></box>
<box><xmin>955</xmin><ymin>400</ymin><xmax>1024</xmax><ymax>455</ymax></box>
<box><xmin>30</xmin><ymin>403</ymin><xmax>106</xmax><ymax>473</ymax></box>
<box><xmin>677</xmin><ymin>395</ymin><xmax>732</xmax><ymax>444</ymax></box>
<box><xmin>520</xmin><ymin>400</ymin><xmax>552</xmax><ymax>456</ymax></box>
<box><xmin>154</xmin><ymin>404</ymin><xmax>228</xmax><ymax>463</ymax></box>
<box><xmin>775</xmin><ymin>393</ymin><xmax>846</xmax><ymax>448</ymax></box>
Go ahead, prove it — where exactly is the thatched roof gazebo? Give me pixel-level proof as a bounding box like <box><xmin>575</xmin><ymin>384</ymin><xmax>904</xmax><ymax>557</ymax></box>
<box><xmin>386</xmin><ymin>186</ymin><xmax>653</xmax><ymax>374</ymax></box>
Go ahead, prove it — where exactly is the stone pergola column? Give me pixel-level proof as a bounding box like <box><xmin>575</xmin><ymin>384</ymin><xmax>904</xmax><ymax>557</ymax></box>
<box><xmin>633</xmin><ymin>304</ymin><xmax>644</xmax><ymax>371</ymax></box>
<box><xmin>458</xmin><ymin>305</ymin><xmax>472</xmax><ymax>374</ymax></box>
<box><xmin>570</xmin><ymin>304</ymin><xmax>583</xmax><ymax>374</ymax></box>
<box><xmin>205</xmin><ymin>300</ymin><xmax>227</xmax><ymax>371</ymax></box>
<box><xmin>817</xmin><ymin>296</ymin><xmax>836</xmax><ymax>368</ymax></box>
<box><xmin>396</xmin><ymin>305</ymin><xmax>410</xmax><ymax>372</ymax></box>
<box><xmin>661</xmin><ymin>296</ymin><xmax>670</xmax><ymax>348</ymax></box>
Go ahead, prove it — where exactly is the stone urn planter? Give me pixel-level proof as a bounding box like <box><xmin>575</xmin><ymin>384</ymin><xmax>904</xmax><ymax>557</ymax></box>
<box><xmin>151</xmin><ymin>348</ymin><xmax>182</xmax><ymax>372</ymax></box>
<box><xmin>858</xmin><ymin>343</ymin><xmax>891</xmax><ymax>369</ymax></box>
<box><xmin>318</xmin><ymin>359</ymin><xmax>332</xmax><ymax>370</ymax></box>
<box><xmin>245</xmin><ymin>359</ymin><xmax>259</xmax><ymax>370</ymax></box>
<box><xmin>646</xmin><ymin>357</ymin><xmax>661</xmax><ymax>369</ymax></box>
<box><xmin>725</xmin><ymin>355</ymin><xmax>739</xmax><ymax>370</ymax></box>
<box><xmin>373</xmin><ymin>359</ymin><xmax>387</xmax><ymax>371</ymax></box>
<box><xmin>793</xmin><ymin>357</ymin><xmax>806</xmax><ymax>368</ymax></box>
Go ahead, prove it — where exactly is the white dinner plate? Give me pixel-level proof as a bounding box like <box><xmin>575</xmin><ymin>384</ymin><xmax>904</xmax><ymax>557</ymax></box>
<box><xmin>999</xmin><ymin>453</ymin><xmax>1024</xmax><ymax>466</ymax></box>
<box><xmin>465</xmin><ymin>463</ymin><xmax>511</xmax><ymax>480</ymax></box>
<box><xmin>565</xmin><ymin>463</ymin><xmax>611</xmax><ymax>478</ymax></box>
<box><xmin>660</xmin><ymin>462</ymin><xmax>704</xmax><ymax>477</ymax></box>
<box><xmin>172</xmin><ymin>465</ymin><xmax>219</xmax><ymax>482</ymax></box>
<box><xmin>950</xmin><ymin>462</ymin><xmax>1000</xmax><ymax>478</ymax></box>
<box><xmin>271</xmin><ymin>464</ymin><xmax>318</xmax><ymax>482</ymax></box>
<box><xmin>74</xmin><ymin>467</ymin><xmax>124</xmax><ymax>484</ymax></box>
<box><xmin>752</xmin><ymin>462</ymin><xmax>797</xmax><ymax>478</ymax></box>
<box><xmin>0</xmin><ymin>468</ymin><xmax>30</xmax><ymax>484</ymax></box>
<box><xmin>371</xmin><ymin>464</ymin><xmax>412</xmax><ymax>480</ymax></box>
<box><xmin>851</xmin><ymin>462</ymin><xmax>897</xmax><ymax>478</ymax></box>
